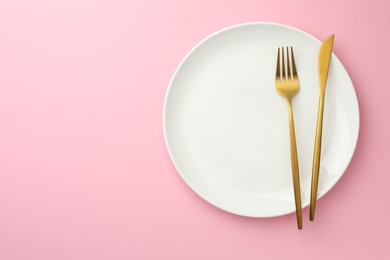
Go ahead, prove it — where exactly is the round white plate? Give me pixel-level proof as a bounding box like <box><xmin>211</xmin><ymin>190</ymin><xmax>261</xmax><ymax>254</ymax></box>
<box><xmin>163</xmin><ymin>23</ymin><xmax>359</xmax><ymax>217</ymax></box>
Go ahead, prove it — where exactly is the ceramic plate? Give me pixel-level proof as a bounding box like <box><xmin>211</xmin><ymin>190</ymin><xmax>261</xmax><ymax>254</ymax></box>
<box><xmin>163</xmin><ymin>23</ymin><xmax>359</xmax><ymax>217</ymax></box>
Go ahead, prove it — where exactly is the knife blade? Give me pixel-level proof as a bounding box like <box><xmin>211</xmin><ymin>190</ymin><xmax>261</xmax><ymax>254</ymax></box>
<box><xmin>318</xmin><ymin>35</ymin><xmax>335</xmax><ymax>95</ymax></box>
<box><xmin>310</xmin><ymin>34</ymin><xmax>334</xmax><ymax>221</ymax></box>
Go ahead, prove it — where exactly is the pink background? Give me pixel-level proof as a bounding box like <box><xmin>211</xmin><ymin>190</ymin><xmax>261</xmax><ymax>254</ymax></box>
<box><xmin>0</xmin><ymin>0</ymin><xmax>389</xmax><ymax>259</ymax></box>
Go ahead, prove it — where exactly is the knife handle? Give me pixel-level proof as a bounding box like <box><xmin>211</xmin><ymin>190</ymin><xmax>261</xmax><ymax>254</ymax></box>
<box><xmin>287</xmin><ymin>98</ymin><xmax>302</xmax><ymax>230</ymax></box>
<box><xmin>310</xmin><ymin>96</ymin><xmax>325</xmax><ymax>221</ymax></box>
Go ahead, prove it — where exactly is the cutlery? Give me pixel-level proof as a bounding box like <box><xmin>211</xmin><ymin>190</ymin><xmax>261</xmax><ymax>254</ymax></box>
<box><xmin>310</xmin><ymin>35</ymin><xmax>335</xmax><ymax>221</ymax></box>
<box><xmin>275</xmin><ymin>47</ymin><xmax>302</xmax><ymax>229</ymax></box>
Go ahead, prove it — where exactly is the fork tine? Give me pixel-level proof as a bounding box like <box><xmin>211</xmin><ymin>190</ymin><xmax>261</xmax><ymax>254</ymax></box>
<box><xmin>276</xmin><ymin>48</ymin><xmax>280</xmax><ymax>79</ymax></box>
<box><xmin>281</xmin><ymin>47</ymin><xmax>285</xmax><ymax>81</ymax></box>
<box><xmin>286</xmin><ymin>47</ymin><xmax>291</xmax><ymax>81</ymax></box>
<box><xmin>291</xmin><ymin>47</ymin><xmax>297</xmax><ymax>77</ymax></box>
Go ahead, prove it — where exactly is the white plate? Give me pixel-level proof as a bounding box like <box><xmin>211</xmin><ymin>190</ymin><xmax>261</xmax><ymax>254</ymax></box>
<box><xmin>163</xmin><ymin>23</ymin><xmax>359</xmax><ymax>217</ymax></box>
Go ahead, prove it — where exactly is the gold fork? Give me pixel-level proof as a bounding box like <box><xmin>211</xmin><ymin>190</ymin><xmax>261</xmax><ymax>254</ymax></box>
<box><xmin>275</xmin><ymin>47</ymin><xmax>302</xmax><ymax>230</ymax></box>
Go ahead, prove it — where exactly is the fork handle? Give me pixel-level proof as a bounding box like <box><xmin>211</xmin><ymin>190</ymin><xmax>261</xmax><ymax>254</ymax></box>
<box><xmin>310</xmin><ymin>96</ymin><xmax>325</xmax><ymax>221</ymax></box>
<box><xmin>287</xmin><ymin>98</ymin><xmax>303</xmax><ymax>230</ymax></box>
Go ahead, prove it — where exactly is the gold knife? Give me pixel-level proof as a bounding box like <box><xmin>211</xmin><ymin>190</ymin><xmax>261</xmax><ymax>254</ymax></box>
<box><xmin>310</xmin><ymin>34</ymin><xmax>335</xmax><ymax>221</ymax></box>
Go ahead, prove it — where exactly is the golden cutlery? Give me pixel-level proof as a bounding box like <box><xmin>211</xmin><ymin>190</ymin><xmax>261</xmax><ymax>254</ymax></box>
<box><xmin>310</xmin><ymin>35</ymin><xmax>335</xmax><ymax>221</ymax></box>
<box><xmin>275</xmin><ymin>47</ymin><xmax>302</xmax><ymax>230</ymax></box>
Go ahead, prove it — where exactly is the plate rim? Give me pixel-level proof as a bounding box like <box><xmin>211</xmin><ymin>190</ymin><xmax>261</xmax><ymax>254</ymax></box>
<box><xmin>163</xmin><ymin>22</ymin><xmax>360</xmax><ymax>218</ymax></box>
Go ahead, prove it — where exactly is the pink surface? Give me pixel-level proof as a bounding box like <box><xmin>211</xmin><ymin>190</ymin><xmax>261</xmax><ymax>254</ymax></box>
<box><xmin>0</xmin><ymin>0</ymin><xmax>388</xmax><ymax>259</ymax></box>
